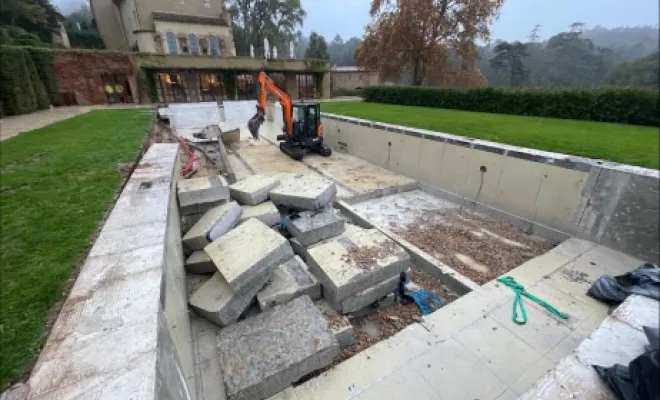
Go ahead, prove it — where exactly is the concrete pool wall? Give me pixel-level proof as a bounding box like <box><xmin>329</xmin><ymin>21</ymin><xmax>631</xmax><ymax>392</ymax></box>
<box><xmin>25</xmin><ymin>144</ymin><xmax>195</xmax><ymax>399</ymax></box>
<box><xmin>321</xmin><ymin>113</ymin><xmax>659</xmax><ymax>264</ymax></box>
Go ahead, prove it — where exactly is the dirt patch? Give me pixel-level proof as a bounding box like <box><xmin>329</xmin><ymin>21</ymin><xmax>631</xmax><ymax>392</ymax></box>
<box><xmin>115</xmin><ymin>162</ymin><xmax>133</xmax><ymax>181</ymax></box>
<box><xmin>341</xmin><ymin>240</ymin><xmax>399</xmax><ymax>270</ymax></box>
<box><xmin>392</xmin><ymin>209</ymin><xmax>554</xmax><ymax>284</ymax></box>
<box><xmin>561</xmin><ymin>269</ymin><xmax>590</xmax><ymax>283</ymax></box>
<box><xmin>297</xmin><ymin>265</ymin><xmax>457</xmax><ymax>385</ymax></box>
<box><xmin>340</xmin><ymin>265</ymin><xmax>458</xmax><ymax>359</ymax></box>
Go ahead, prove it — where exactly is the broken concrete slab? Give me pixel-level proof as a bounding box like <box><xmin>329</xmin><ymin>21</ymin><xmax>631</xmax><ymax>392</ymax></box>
<box><xmin>307</xmin><ymin>227</ymin><xmax>410</xmax><ymax>303</ymax></box>
<box><xmin>189</xmin><ymin>270</ymin><xmax>270</xmax><ymax>328</ymax></box>
<box><xmin>287</xmin><ymin>208</ymin><xmax>346</xmax><ymax>247</ymax></box>
<box><xmin>182</xmin><ymin>201</ymin><xmax>242</xmax><ymax>251</ymax></box>
<box><xmin>239</xmin><ymin>201</ymin><xmax>281</xmax><ymax>227</ymax></box>
<box><xmin>185</xmin><ymin>251</ymin><xmax>215</xmax><ymax>274</ymax></box>
<box><xmin>217</xmin><ymin>296</ymin><xmax>339</xmax><ymax>400</ymax></box>
<box><xmin>315</xmin><ymin>300</ymin><xmax>355</xmax><ymax>349</ymax></box>
<box><xmin>269</xmin><ymin>174</ymin><xmax>337</xmax><ymax>211</ymax></box>
<box><xmin>181</xmin><ymin>212</ymin><xmax>204</xmax><ymax>233</ymax></box>
<box><xmin>339</xmin><ymin>271</ymin><xmax>406</xmax><ymax>314</ymax></box>
<box><xmin>290</xmin><ymin>223</ymin><xmax>364</xmax><ymax>264</ymax></box>
<box><xmin>257</xmin><ymin>256</ymin><xmax>321</xmax><ymax>311</ymax></box>
<box><xmin>204</xmin><ymin>218</ymin><xmax>294</xmax><ymax>293</ymax></box>
<box><xmin>177</xmin><ymin>175</ymin><xmax>229</xmax><ymax>215</ymax></box>
<box><xmin>229</xmin><ymin>174</ymin><xmax>280</xmax><ymax>205</ymax></box>
<box><xmin>347</xmin><ymin>293</ymin><xmax>396</xmax><ymax>318</ymax></box>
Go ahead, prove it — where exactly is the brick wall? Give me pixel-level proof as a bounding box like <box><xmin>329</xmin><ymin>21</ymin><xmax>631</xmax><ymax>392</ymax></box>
<box><xmin>52</xmin><ymin>52</ymin><xmax>135</xmax><ymax>105</ymax></box>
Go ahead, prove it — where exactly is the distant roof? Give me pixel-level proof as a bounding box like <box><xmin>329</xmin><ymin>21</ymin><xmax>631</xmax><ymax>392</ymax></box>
<box><xmin>152</xmin><ymin>12</ymin><xmax>229</xmax><ymax>27</ymax></box>
<box><xmin>332</xmin><ymin>66</ymin><xmax>368</xmax><ymax>72</ymax></box>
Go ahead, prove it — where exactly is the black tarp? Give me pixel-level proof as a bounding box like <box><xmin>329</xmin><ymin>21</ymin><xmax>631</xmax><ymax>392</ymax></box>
<box><xmin>587</xmin><ymin>264</ymin><xmax>660</xmax><ymax>304</ymax></box>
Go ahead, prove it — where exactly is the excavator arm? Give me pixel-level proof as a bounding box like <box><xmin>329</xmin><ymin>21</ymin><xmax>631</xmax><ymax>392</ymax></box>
<box><xmin>247</xmin><ymin>71</ymin><xmax>293</xmax><ymax>140</ymax></box>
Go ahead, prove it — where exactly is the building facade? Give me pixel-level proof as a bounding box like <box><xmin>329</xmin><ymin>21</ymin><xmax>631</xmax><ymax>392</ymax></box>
<box><xmin>84</xmin><ymin>0</ymin><xmax>331</xmax><ymax>104</ymax></box>
<box><xmin>331</xmin><ymin>66</ymin><xmax>379</xmax><ymax>93</ymax></box>
<box><xmin>91</xmin><ymin>0</ymin><xmax>236</xmax><ymax>55</ymax></box>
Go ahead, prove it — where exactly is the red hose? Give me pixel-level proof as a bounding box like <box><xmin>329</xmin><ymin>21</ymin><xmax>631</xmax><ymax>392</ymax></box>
<box><xmin>179</xmin><ymin>138</ymin><xmax>195</xmax><ymax>176</ymax></box>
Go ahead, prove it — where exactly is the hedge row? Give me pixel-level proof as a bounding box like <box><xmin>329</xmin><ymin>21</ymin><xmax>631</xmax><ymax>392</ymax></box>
<box><xmin>26</xmin><ymin>48</ymin><xmax>61</xmax><ymax>106</ymax></box>
<box><xmin>0</xmin><ymin>46</ymin><xmax>59</xmax><ymax>116</ymax></box>
<box><xmin>362</xmin><ymin>86</ymin><xmax>659</xmax><ymax>126</ymax></box>
<box><xmin>333</xmin><ymin>88</ymin><xmax>364</xmax><ymax>97</ymax></box>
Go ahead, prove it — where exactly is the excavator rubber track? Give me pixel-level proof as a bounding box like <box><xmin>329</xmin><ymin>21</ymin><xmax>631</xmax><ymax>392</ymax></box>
<box><xmin>280</xmin><ymin>141</ymin><xmax>304</xmax><ymax>161</ymax></box>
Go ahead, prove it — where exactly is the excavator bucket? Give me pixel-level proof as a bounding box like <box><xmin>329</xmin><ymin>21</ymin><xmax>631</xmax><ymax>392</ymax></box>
<box><xmin>247</xmin><ymin>105</ymin><xmax>265</xmax><ymax>140</ymax></box>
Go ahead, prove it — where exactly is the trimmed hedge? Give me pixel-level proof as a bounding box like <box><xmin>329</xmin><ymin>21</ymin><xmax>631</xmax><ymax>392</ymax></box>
<box><xmin>25</xmin><ymin>51</ymin><xmax>50</xmax><ymax>110</ymax></box>
<box><xmin>362</xmin><ymin>86</ymin><xmax>659</xmax><ymax>126</ymax></box>
<box><xmin>26</xmin><ymin>47</ymin><xmax>61</xmax><ymax>106</ymax></box>
<box><xmin>0</xmin><ymin>46</ymin><xmax>60</xmax><ymax>116</ymax></box>
<box><xmin>0</xmin><ymin>47</ymin><xmax>37</xmax><ymax>116</ymax></box>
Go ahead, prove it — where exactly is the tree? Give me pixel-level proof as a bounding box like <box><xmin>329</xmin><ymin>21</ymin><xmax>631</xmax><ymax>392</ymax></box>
<box><xmin>543</xmin><ymin>31</ymin><xmax>611</xmax><ymax>88</ymax></box>
<box><xmin>305</xmin><ymin>31</ymin><xmax>330</xmax><ymax>60</ymax></box>
<box><xmin>528</xmin><ymin>25</ymin><xmax>541</xmax><ymax>43</ymax></box>
<box><xmin>294</xmin><ymin>33</ymin><xmax>309</xmax><ymax>58</ymax></box>
<box><xmin>0</xmin><ymin>0</ymin><xmax>61</xmax><ymax>44</ymax></box>
<box><xmin>604</xmin><ymin>52</ymin><xmax>659</xmax><ymax>88</ymax></box>
<box><xmin>328</xmin><ymin>34</ymin><xmax>344</xmax><ymax>64</ymax></box>
<box><xmin>327</xmin><ymin>34</ymin><xmax>362</xmax><ymax>65</ymax></box>
<box><xmin>569</xmin><ymin>22</ymin><xmax>585</xmax><ymax>34</ymax></box>
<box><xmin>65</xmin><ymin>4</ymin><xmax>93</xmax><ymax>29</ymax></box>
<box><xmin>355</xmin><ymin>0</ymin><xmax>504</xmax><ymax>86</ymax></box>
<box><xmin>227</xmin><ymin>0</ymin><xmax>306</xmax><ymax>56</ymax></box>
<box><xmin>489</xmin><ymin>41</ymin><xmax>529</xmax><ymax>86</ymax></box>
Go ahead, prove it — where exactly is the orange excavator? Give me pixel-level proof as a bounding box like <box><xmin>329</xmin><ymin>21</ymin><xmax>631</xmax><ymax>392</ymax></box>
<box><xmin>247</xmin><ymin>71</ymin><xmax>332</xmax><ymax>161</ymax></box>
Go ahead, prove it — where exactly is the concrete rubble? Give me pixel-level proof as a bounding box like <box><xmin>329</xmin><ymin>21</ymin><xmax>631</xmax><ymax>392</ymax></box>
<box><xmin>177</xmin><ymin>174</ymin><xmax>229</xmax><ymax>215</ymax></box>
<box><xmin>185</xmin><ymin>250</ymin><xmax>215</xmax><ymax>274</ymax></box>
<box><xmin>315</xmin><ymin>299</ymin><xmax>355</xmax><ymax>348</ymax></box>
<box><xmin>290</xmin><ymin>222</ymin><xmax>363</xmax><ymax>263</ymax></box>
<box><xmin>239</xmin><ymin>201</ymin><xmax>281</xmax><ymax>227</ymax></box>
<box><xmin>182</xmin><ymin>201</ymin><xmax>242</xmax><ymax>250</ymax></box>
<box><xmin>204</xmin><ymin>218</ymin><xmax>293</xmax><ymax>293</ymax></box>
<box><xmin>229</xmin><ymin>174</ymin><xmax>280</xmax><ymax>205</ymax></box>
<box><xmin>338</xmin><ymin>270</ymin><xmax>408</xmax><ymax>314</ymax></box>
<box><xmin>217</xmin><ymin>296</ymin><xmax>339</xmax><ymax>400</ymax></box>
<box><xmin>257</xmin><ymin>255</ymin><xmax>321</xmax><ymax>311</ymax></box>
<box><xmin>307</xmin><ymin>227</ymin><xmax>411</xmax><ymax>304</ymax></box>
<box><xmin>176</xmin><ymin>172</ymin><xmax>418</xmax><ymax>399</ymax></box>
<box><xmin>269</xmin><ymin>174</ymin><xmax>337</xmax><ymax>211</ymax></box>
<box><xmin>189</xmin><ymin>270</ymin><xmax>271</xmax><ymax>327</ymax></box>
<box><xmin>347</xmin><ymin>293</ymin><xmax>396</xmax><ymax>318</ymax></box>
<box><xmin>287</xmin><ymin>208</ymin><xmax>346</xmax><ymax>246</ymax></box>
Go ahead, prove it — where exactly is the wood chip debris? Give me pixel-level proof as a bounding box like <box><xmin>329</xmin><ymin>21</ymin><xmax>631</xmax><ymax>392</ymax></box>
<box><xmin>392</xmin><ymin>209</ymin><xmax>553</xmax><ymax>284</ymax></box>
<box><xmin>340</xmin><ymin>240</ymin><xmax>398</xmax><ymax>270</ymax></box>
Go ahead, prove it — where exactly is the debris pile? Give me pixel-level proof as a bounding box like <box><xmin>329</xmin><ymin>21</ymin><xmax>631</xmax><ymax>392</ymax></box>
<box><xmin>177</xmin><ymin>173</ymin><xmax>424</xmax><ymax>399</ymax></box>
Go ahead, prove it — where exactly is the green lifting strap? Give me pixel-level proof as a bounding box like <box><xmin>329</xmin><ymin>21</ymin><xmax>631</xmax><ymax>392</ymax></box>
<box><xmin>496</xmin><ymin>276</ymin><xmax>570</xmax><ymax>325</ymax></box>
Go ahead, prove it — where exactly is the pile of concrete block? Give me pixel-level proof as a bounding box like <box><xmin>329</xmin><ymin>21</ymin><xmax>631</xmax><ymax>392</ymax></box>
<box><xmin>177</xmin><ymin>174</ymin><xmax>230</xmax><ymax>231</ymax></box>
<box><xmin>306</xmin><ymin>226</ymin><xmax>411</xmax><ymax>316</ymax></box>
<box><xmin>176</xmin><ymin>171</ymin><xmax>416</xmax><ymax>399</ymax></box>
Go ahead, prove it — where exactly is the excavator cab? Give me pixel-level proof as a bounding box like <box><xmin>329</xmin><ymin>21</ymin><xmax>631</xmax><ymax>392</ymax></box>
<box><xmin>278</xmin><ymin>101</ymin><xmax>330</xmax><ymax>160</ymax></box>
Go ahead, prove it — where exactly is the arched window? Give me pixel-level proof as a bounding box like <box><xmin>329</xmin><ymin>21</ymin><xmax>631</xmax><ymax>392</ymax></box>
<box><xmin>166</xmin><ymin>32</ymin><xmax>177</xmax><ymax>54</ymax></box>
<box><xmin>208</xmin><ymin>35</ymin><xmax>220</xmax><ymax>56</ymax></box>
<box><xmin>188</xmin><ymin>33</ymin><xmax>200</xmax><ymax>55</ymax></box>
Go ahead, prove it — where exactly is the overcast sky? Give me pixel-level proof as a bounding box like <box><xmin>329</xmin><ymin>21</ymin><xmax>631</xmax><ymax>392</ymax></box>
<box><xmin>55</xmin><ymin>0</ymin><xmax>659</xmax><ymax>41</ymax></box>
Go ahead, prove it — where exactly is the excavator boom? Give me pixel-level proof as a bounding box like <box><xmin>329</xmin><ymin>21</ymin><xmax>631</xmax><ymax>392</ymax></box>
<box><xmin>247</xmin><ymin>72</ymin><xmax>293</xmax><ymax>140</ymax></box>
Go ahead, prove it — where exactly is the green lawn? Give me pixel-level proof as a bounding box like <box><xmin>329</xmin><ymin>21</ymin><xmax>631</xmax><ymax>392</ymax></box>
<box><xmin>0</xmin><ymin>109</ymin><xmax>153</xmax><ymax>388</ymax></box>
<box><xmin>322</xmin><ymin>102</ymin><xmax>659</xmax><ymax>169</ymax></box>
